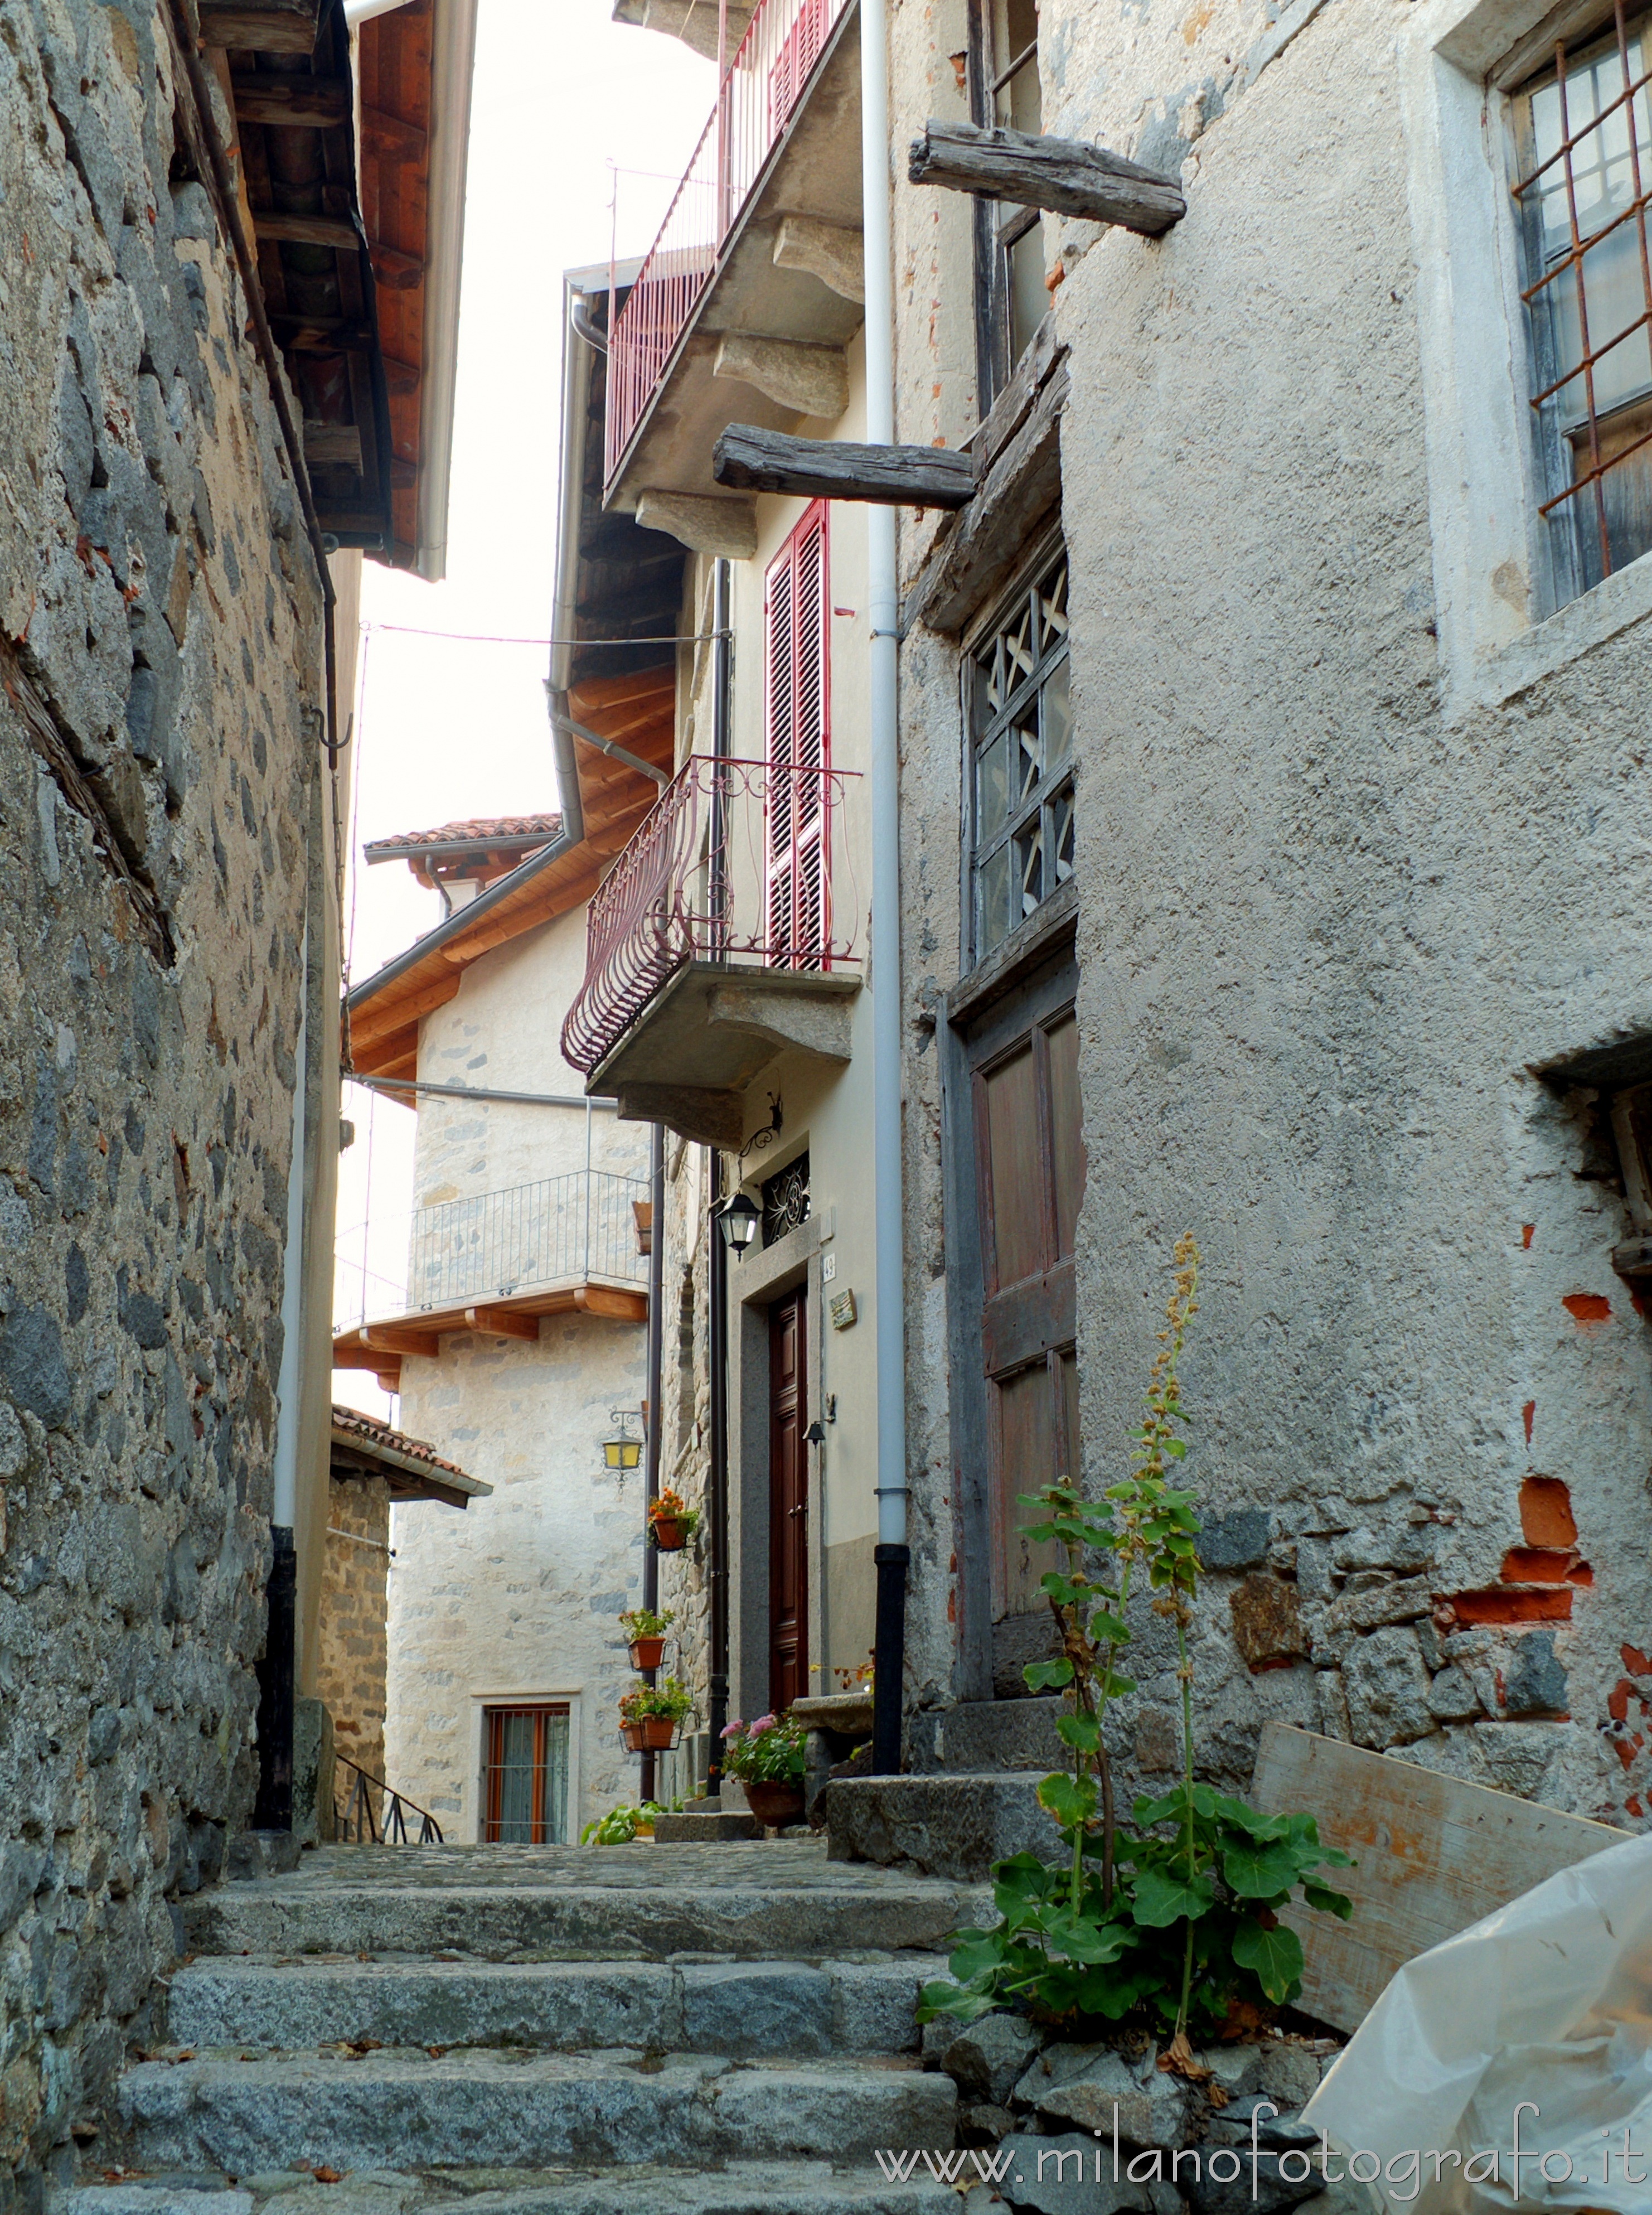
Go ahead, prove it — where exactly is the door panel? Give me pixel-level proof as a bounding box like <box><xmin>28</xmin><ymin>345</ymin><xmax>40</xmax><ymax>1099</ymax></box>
<box><xmin>979</xmin><ymin>1042</ymin><xmax>1045</xmax><ymax>1290</ymax></box>
<box><xmin>768</xmin><ymin>1288</ymin><xmax>809</xmax><ymax>1711</ymax></box>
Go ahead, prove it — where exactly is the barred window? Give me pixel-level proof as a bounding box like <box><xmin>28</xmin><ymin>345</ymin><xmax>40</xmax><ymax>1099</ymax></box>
<box><xmin>966</xmin><ymin>548</ymin><xmax>1072</xmax><ymax>965</ymax></box>
<box><xmin>1513</xmin><ymin>6</ymin><xmax>1652</xmax><ymax>598</ymax></box>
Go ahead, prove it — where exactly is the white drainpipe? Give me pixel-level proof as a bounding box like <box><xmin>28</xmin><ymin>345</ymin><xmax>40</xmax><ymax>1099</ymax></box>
<box><xmin>272</xmin><ymin>924</ymin><xmax>309</xmax><ymax>1532</ymax></box>
<box><xmin>860</xmin><ymin>0</ymin><xmax>908</xmax><ymax>1773</ymax></box>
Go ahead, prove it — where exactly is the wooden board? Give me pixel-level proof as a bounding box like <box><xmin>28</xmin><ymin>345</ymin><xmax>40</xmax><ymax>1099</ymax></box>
<box><xmin>1252</xmin><ymin>1723</ymin><xmax>1627</xmax><ymax>2033</ymax></box>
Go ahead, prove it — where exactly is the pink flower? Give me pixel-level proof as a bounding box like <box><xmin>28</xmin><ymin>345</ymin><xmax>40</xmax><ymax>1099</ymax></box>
<box><xmin>721</xmin><ymin>1720</ymin><xmax>744</xmax><ymax>1740</ymax></box>
<box><xmin>750</xmin><ymin>1714</ymin><xmax>776</xmax><ymax>1734</ymax></box>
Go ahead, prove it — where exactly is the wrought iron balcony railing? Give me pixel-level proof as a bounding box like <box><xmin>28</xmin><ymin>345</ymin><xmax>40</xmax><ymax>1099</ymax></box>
<box><xmin>604</xmin><ymin>0</ymin><xmax>849</xmax><ymax>490</ymax></box>
<box><xmin>333</xmin><ymin>1167</ymin><xmax>651</xmax><ymax>1334</ymax></box>
<box><xmin>561</xmin><ymin>755</ymin><xmax>861</xmax><ymax>1078</ymax></box>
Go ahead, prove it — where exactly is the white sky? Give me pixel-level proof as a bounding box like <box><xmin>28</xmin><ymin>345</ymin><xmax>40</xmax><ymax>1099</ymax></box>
<box><xmin>333</xmin><ymin>0</ymin><xmax>714</xmax><ymax>1419</ymax></box>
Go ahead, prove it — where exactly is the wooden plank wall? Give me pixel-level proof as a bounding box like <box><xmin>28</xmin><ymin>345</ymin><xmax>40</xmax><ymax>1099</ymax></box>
<box><xmin>1251</xmin><ymin>1723</ymin><xmax>1627</xmax><ymax>2033</ymax></box>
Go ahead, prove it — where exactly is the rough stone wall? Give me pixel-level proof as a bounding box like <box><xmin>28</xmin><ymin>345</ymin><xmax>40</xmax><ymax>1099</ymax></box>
<box><xmin>654</xmin><ymin>1139</ymin><xmax>714</xmax><ymax>1798</ymax></box>
<box><xmin>0</xmin><ymin>0</ymin><xmax>323</xmax><ymax>2188</ymax></box>
<box><xmin>892</xmin><ymin>0</ymin><xmax>1652</xmax><ymax>1825</ymax></box>
<box><xmin>316</xmin><ymin>1477</ymin><xmax>390</xmax><ymax>1792</ymax></box>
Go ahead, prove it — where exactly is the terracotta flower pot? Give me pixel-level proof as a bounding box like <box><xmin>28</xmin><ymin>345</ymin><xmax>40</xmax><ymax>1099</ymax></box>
<box><xmin>628</xmin><ymin>1636</ymin><xmax>667</xmax><ymax>1671</ymax></box>
<box><xmin>620</xmin><ymin>1721</ymin><xmax>648</xmax><ymax>1753</ymax></box>
<box><xmin>651</xmin><ymin>1517</ymin><xmax>688</xmax><ymax>1551</ymax></box>
<box><xmin>641</xmin><ymin>1715</ymin><xmax>679</xmax><ymax>1750</ymax></box>
<box><xmin>744</xmin><ymin>1781</ymin><xmax>805</xmax><ymax>1829</ymax></box>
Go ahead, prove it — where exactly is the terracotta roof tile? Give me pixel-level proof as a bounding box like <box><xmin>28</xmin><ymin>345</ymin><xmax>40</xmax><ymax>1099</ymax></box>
<box><xmin>330</xmin><ymin>1402</ymin><xmax>474</xmax><ymax>1482</ymax></box>
<box><xmin>364</xmin><ymin>814</ymin><xmax>562</xmax><ymax>856</ymax></box>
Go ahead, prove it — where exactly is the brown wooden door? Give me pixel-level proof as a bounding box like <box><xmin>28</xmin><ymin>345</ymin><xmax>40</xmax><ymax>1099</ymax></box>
<box><xmin>973</xmin><ymin>1002</ymin><xmax>1086</xmax><ymax>1620</ymax></box>
<box><xmin>768</xmin><ymin>1288</ymin><xmax>809</xmax><ymax>1710</ymax></box>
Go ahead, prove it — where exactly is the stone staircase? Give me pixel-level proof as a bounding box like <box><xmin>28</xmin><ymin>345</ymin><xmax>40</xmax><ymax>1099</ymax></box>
<box><xmin>71</xmin><ymin>1841</ymin><xmax>982</xmax><ymax>2215</ymax></box>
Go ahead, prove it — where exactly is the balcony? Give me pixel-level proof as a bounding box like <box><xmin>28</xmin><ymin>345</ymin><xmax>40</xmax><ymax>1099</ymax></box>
<box><xmin>561</xmin><ymin>756</ymin><xmax>862</xmax><ymax>1148</ymax></box>
<box><xmin>604</xmin><ymin>0</ymin><xmax>863</xmax><ymax>537</ymax></box>
<box><xmin>333</xmin><ymin>1168</ymin><xmax>651</xmax><ymax>1390</ymax></box>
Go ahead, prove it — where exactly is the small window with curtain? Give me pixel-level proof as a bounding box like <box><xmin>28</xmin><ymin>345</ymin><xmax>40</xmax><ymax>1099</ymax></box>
<box><xmin>1511</xmin><ymin>7</ymin><xmax>1652</xmax><ymax>600</ymax></box>
<box><xmin>481</xmin><ymin>1704</ymin><xmax>570</xmax><ymax>1844</ymax></box>
<box><xmin>763</xmin><ymin>501</ymin><xmax>832</xmax><ymax>972</ymax></box>
<box><xmin>966</xmin><ymin>541</ymin><xmax>1072</xmax><ymax>966</ymax></box>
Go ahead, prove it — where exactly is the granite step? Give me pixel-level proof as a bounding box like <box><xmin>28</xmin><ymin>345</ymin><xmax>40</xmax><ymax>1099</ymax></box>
<box><xmin>118</xmin><ymin>2051</ymin><xmax>958</xmax><ymax>2175</ymax></box>
<box><xmin>827</xmin><ymin>1773</ymin><xmax>1058</xmax><ymax>1882</ymax></box>
<box><xmin>62</xmin><ymin>2165</ymin><xmax>966</xmax><ymax>2215</ymax></box>
<box><xmin>907</xmin><ymin>1697</ymin><xmax>1067</xmax><ymax>1775</ymax></box>
<box><xmin>164</xmin><ymin>1956</ymin><xmax>946</xmax><ymax>2057</ymax></box>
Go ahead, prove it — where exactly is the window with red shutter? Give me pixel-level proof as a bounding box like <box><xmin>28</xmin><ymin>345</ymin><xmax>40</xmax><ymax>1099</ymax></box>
<box><xmin>762</xmin><ymin>503</ymin><xmax>831</xmax><ymax>973</ymax></box>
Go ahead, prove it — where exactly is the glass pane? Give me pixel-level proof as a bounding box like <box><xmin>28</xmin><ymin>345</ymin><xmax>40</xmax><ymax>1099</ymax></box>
<box><xmin>1037</xmin><ymin>558</ymin><xmax>1069</xmax><ymax>654</ymax></box>
<box><xmin>1011</xmin><ymin>709</ymin><xmax>1041</xmax><ymax>806</ymax></box>
<box><xmin>493</xmin><ymin>1711</ymin><xmax>537</xmax><ymax>1844</ymax></box>
<box><xmin>977</xmin><ymin>731</ymin><xmax>1008</xmax><ymax>844</ymax></box>
<box><xmin>996</xmin><ymin>1360</ymin><xmax>1063</xmax><ymax>1613</ymax></box>
<box><xmin>1014</xmin><ymin>813</ymin><xmax>1044</xmax><ymax>921</ymax></box>
<box><xmin>1046</xmin><ymin>1013</ymin><xmax>1085</xmax><ymax>1263</ymax></box>
<box><xmin>981</xmin><ymin>1044</ymin><xmax>1044</xmax><ymax>1287</ymax></box>
<box><xmin>1041</xmin><ymin>655</ymin><xmax>1071</xmax><ymax>770</ymax></box>
<box><xmin>1050</xmin><ymin>780</ymin><xmax>1076</xmax><ymax>887</ymax></box>
<box><xmin>541</xmin><ymin>1714</ymin><xmax>570</xmax><ymax>1844</ymax></box>
<box><xmin>978</xmin><ymin>841</ymin><xmax>1010</xmax><ymax>955</ymax></box>
<box><xmin>1007</xmin><ymin>220</ymin><xmax>1048</xmax><ymax>370</ymax></box>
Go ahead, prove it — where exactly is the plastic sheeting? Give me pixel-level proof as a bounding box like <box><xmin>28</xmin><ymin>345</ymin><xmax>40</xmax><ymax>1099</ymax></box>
<box><xmin>1301</xmin><ymin>1831</ymin><xmax>1652</xmax><ymax>2215</ymax></box>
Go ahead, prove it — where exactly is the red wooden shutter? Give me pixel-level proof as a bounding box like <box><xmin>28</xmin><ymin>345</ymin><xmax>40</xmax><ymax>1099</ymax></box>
<box><xmin>763</xmin><ymin>503</ymin><xmax>830</xmax><ymax>971</ymax></box>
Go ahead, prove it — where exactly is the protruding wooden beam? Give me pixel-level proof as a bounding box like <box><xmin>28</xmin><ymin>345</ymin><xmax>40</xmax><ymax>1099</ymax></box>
<box><xmin>362</xmin><ymin>108</ymin><xmax>428</xmax><ymax>164</ymax></box>
<box><xmin>368</xmin><ymin>243</ymin><xmax>426</xmax><ymax>289</ymax></box>
<box><xmin>713</xmin><ymin>424</ymin><xmax>976</xmax><ymax>509</ymax></box>
<box><xmin>382</xmin><ymin>357</ymin><xmax>422</xmax><ymax>396</ymax></box>
<box><xmin>254</xmin><ymin>210</ymin><xmax>361</xmax><ymax>249</ymax></box>
<box><xmin>575</xmin><ymin>1287</ymin><xmax>650</xmax><ymax>1322</ymax></box>
<box><xmin>200</xmin><ymin>0</ymin><xmax>321</xmax><ymax>52</ymax></box>
<box><xmin>355</xmin><ymin>1324</ymin><xmax>442</xmax><ymax>1357</ymax></box>
<box><xmin>271</xmin><ymin>312</ymin><xmax>374</xmax><ymax>350</ymax></box>
<box><xmin>230</xmin><ymin>74</ymin><xmax>350</xmax><ymax>126</ymax></box>
<box><xmin>908</xmin><ymin>119</ymin><xmax>1185</xmax><ymax>236</ymax></box>
<box><xmin>304</xmin><ymin>422</ymin><xmax>362</xmax><ymax>468</ymax></box>
<box><xmin>464</xmin><ymin>1305</ymin><xmax>541</xmax><ymax>1342</ymax></box>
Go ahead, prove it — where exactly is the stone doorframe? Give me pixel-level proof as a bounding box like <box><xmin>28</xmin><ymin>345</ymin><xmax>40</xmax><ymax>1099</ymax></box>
<box><xmin>726</xmin><ymin>1204</ymin><xmax>832</xmax><ymax>1726</ymax></box>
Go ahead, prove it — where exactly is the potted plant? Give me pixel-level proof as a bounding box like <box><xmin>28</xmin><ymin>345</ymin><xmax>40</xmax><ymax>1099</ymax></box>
<box><xmin>648</xmin><ymin>1489</ymin><xmax>701</xmax><ymax>1552</ymax></box>
<box><xmin>720</xmin><ymin>1711</ymin><xmax>808</xmax><ymax>1829</ymax></box>
<box><xmin>619</xmin><ymin>1605</ymin><xmax>675</xmax><ymax>1671</ymax></box>
<box><xmin>618</xmin><ymin>1675</ymin><xmax>694</xmax><ymax>1752</ymax></box>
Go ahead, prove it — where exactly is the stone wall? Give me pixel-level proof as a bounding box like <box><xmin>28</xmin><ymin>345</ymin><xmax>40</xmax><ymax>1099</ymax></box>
<box><xmin>889</xmin><ymin>0</ymin><xmax>1652</xmax><ymax>1825</ymax></box>
<box><xmin>0</xmin><ymin>0</ymin><xmax>326</xmax><ymax>2190</ymax></box>
<box><xmin>316</xmin><ymin>1476</ymin><xmax>390</xmax><ymax>1795</ymax></box>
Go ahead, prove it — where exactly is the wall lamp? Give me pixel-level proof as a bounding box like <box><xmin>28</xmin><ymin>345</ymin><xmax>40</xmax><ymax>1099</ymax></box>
<box><xmin>718</xmin><ymin>1191</ymin><xmax>760</xmax><ymax>1256</ymax></box>
<box><xmin>603</xmin><ymin>1409</ymin><xmax>644</xmax><ymax>1471</ymax></box>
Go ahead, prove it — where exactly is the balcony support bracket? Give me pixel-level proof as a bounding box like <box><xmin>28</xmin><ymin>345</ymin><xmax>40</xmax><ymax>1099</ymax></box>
<box><xmin>634</xmin><ymin>489</ymin><xmax>759</xmax><ymax>558</ymax></box>
<box><xmin>614</xmin><ymin>1082</ymin><xmax>747</xmax><ymax>1152</ymax></box>
<box><xmin>706</xmin><ymin>980</ymin><xmax>854</xmax><ymax>1065</ymax></box>
<box><xmin>772</xmin><ymin>215</ymin><xmax>865</xmax><ymax>304</ymax></box>
<box><xmin>713</xmin><ymin>333</ymin><xmax>851</xmax><ymax>419</ymax></box>
<box><xmin>908</xmin><ymin>118</ymin><xmax>1186</xmax><ymax>235</ymax></box>
<box><xmin>714</xmin><ymin>425</ymin><xmax>976</xmax><ymax>507</ymax></box>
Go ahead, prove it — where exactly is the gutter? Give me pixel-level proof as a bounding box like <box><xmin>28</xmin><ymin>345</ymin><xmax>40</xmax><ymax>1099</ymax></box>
<box><xmin>413</xmin><ymin>0</ymin><xmax>479</xmax><ymax>582</ymax></box>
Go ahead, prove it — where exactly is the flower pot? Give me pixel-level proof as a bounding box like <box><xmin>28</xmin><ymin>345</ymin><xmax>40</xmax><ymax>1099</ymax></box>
<box><xmin>744</xmin><ymin>1781</ymin><xmax>805</xmax><ymax>1829</ymax></box>
<box><xmin>628</xmin><ymin>1636</ymin><xmax>667</xmax><ymax>1670</ymax></box>
<box><xmin>641</xmin><ymin>1715</ymin><xmax>679</xmax><ymax>1750</ymax></box>
<box><xmin>620</xmin><ymin>1721</ymin><xmax>648</xmax><ymax>1753</ymax></box>
<box><xmin>651</xmin><ymin>1517</ymin><xmax>688</xmax><ymax>1552</ymax></box>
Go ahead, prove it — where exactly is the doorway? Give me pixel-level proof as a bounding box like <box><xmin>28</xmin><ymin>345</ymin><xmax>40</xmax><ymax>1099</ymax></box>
<box><xmin>768</xmin><ymin>1287</ymin><xmax>809</xmax><ymax>1710</ymax></box>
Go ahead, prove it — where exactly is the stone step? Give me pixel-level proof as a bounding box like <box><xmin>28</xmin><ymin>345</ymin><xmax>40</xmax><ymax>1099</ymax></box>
<box><xmin>187</xmin><ymin>1861</ymin><xmax>979</xmax><ymax>1963</ymax></box>
<box><xmin>423</xmin><ymin>2162</ymin><xmax>966</xmax><ymax>2213</ymax></box>
<box><xmin>118</xmin><ymin>2052</ymin><xmax>958</xmax><ymax>2176</ymax></box>
<box><xmin>164</xmin><ymin>1956</ymin><xmax>945</xmax><ymax>2057</ymax></box>
<box><xmin>827</xmin><ymin>1773</ymin><xmax>1058</xmax><ymax>1882</ymax></box>
<box><xmin>907</xmin><ymin>1698</ymin><xmax>1066</xmax><ymax>1775</ymax></box>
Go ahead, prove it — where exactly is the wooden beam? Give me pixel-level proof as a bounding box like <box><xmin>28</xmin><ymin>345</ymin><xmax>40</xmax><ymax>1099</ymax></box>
<box><xmin>908</xmin><ymin>119</ymin><xmax>1185</xmax><ymax>236</ymax></box>
<box><xmin>355</xmin><ymin>1324</ymin><xmax>442</xmax><ymax>1358</ymax></box>
<box><xmin>362</xmin><ymin>108</ymin><xmax>428</xmax><ymax>164</ymax></box>
<box><xmin>369</xmin><ymin>243</ymin><xmax>425</xmax><ymax>290</ymax></box>
<box><xmin>347</xmin><ymin>970</ymin><xmax>462</xmax><ymax>1048</ymax></box>
<box><xmin>254</xmin><ymin>211</ymin><xmax>361</xmax><ymax>249</ymax></box>
<box><xmin>909</xmin><ymin>360</ymin><xmax>1067</xmax><ymax>635</ymax></box>
<box><xmin>1252</xmin><ymin>1724</ymin><xmax>1626</xmax><ymax>2033</ymax></box>
<box><xmin>230</xmin><ymin>74</ymin><xmax>350</xmax><ymax>127</ymax></box>
<box><xmin>382</xmin><ymin>357</ymin><xmax>421</xmax><ymax>396</ymax></box>
<box><xmin>575</xmin><ymin>1287</ymin><xmax>650</xmax><ymax>1322</ymax></box>
<box><xmin>464</xmin><ymin>1305</ymin><xmax>541</xmax><ymax>1343</ymax></box>
<box><xmin>331</xmin><ymin>1342</ymin><xmax>390</xmax><ymax>1372</ymax></box>
<box><xmin>271</xmin><ymin>313</ymin><xmax>375</xmax><ymax>351</ymax></box>
<box><xmin>200</xmin><ymin>0</ymin><xmax>321</xmax><ymax>53</ymax></box>
<box><xmin>304</xmin><ymin>423</ymin><xmax>362</xmax><ymax>468</ymax></box>
<box><xmin>713</xmin><ymin>425</ymin><xmax>976</xmax><ymax>509</ymax></box>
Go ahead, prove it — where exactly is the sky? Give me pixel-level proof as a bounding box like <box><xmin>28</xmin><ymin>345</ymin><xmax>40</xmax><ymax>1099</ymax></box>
<box><xmin>333</xmin><ymin>0</ymin><xmax>714</xmax><ymax>1418</ymax></box>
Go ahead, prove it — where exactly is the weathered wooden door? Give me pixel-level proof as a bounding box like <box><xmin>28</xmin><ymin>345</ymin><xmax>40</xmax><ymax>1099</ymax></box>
<box><xmin>768</xmin><ymin>1287</ymin><xmax>809</xmax><ymax>1710</ymax></box>
<box><xmin>763</xmin><ymin>502</ymin><xmax>830</xmax><ymax>971</ymax></box>
<box><xmin>970</xmin><ymin>971</ymin><xmax>1086</xmax><ymax>1631</ymax></box>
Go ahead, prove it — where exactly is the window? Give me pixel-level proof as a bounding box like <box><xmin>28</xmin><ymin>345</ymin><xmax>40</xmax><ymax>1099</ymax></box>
<box><xmin>966</xmin><ymin>544</ymin><xmax>1072</xmax><ymax>964</ymax></box>
<box><xmin>969</xmin><ymin>0</ymin><xmax>1047</xmax><ymax>407</ymax></box>
<box><xmin>760</xmin><ymin>1150</ymin><xmax>811</xmax><ymax>1247</ymax></box>
<box><xmin>1512</xmin><ymin>8</ymin><xmax>1652</xmax><ymax>598</ymax></box>
<box><xmin>763</xmin><ymin>502</ymin><xmax>831</xmax><ymax>970</ymax></box>
<box><xmin>481</xmin><ymin>1704</ymin><xmax>570</xmax><ymax>1843</ymax></box>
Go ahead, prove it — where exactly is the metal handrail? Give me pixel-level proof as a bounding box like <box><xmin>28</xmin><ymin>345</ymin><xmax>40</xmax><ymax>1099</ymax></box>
<box><xmin>334</xmin><ymin>1753</ymin><xmax>444</xmax><ymax>1846</ymax></box>
<box><xmin>560</xmin><ymin>755</ymin><xmax>861</xmax><ymax>1077</ymax></box>
<box><xmin>604</xmin><ymin>0</ymin><xmax>849</xmax><ymax>487</ymax></box>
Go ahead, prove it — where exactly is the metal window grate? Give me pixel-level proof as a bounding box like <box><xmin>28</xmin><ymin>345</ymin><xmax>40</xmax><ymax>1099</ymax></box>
<box><xmin>760</xmin><ymin>1152</ymin><xmax>811</xmax><ymax>1247</ymax></box>
<box><xmin>1514</xmin><ymin>0</ymin><xmax>1652</xmax><ymax>584</ymax></box>
<box><xmin>967</xmin><ymin>549</ymin><xmax>1072</xmax><ymax>965</ymax></box>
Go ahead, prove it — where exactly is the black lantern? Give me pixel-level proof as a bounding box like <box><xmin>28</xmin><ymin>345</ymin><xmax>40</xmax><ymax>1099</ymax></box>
<box><xmin>603</xmin><ymin>1409</ymin><xmax>643</xmax><ymax>1471</ymax></box>
<box><xmin>718</xmin><ymin>1191</ymin><xmax>760</xmax><ymax>1256</ymax></box>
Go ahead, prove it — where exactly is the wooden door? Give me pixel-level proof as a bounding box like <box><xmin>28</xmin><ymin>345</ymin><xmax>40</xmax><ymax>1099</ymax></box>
<box><xmin>972</xmin><ymin>992</ymin><xmax>1086</xmax><ymax>1622</ymax></box>
<box><xmin>768</xmin><ymin>1288</ymin><xmax>809</xmax><ymax>1710</ymax></box>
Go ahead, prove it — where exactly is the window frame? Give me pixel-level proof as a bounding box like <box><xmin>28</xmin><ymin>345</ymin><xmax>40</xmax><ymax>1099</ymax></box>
<box><xmin>967</xmin><ymin>0</ymin><xmax>1047</xmax><ymax>410</ymax></box>
<box><xmin>479</xmin><ymin>1700</ymin><xmax>571</xmax><ymax>1844</ymax></box>
<box><xmin>961</xmin><ymin>529</ymin><xmax>1073</xmax><ymax>973</ymax></box>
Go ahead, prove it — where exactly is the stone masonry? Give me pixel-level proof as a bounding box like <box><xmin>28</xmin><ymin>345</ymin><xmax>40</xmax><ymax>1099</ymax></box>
<box><xmin>316</xmin><ymin>1475</ymin><xmax>391</xmax><ymax>1794</ymax></box>
<box><xmin>0</xmin><ymin>0</ymin><xmax>327</xmax><ymax>2193</ymax></box>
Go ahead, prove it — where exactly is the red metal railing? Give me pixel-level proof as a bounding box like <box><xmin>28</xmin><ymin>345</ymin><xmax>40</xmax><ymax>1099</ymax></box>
<box><xmin>561</xmin><ymin>755</ymin><xmax>861</xmax><ymax>1077</ymax></box>
<box><xmin>604</xmin><ymin>0</ymin><xmax>847</xmax><ymax>491</ymax></box>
